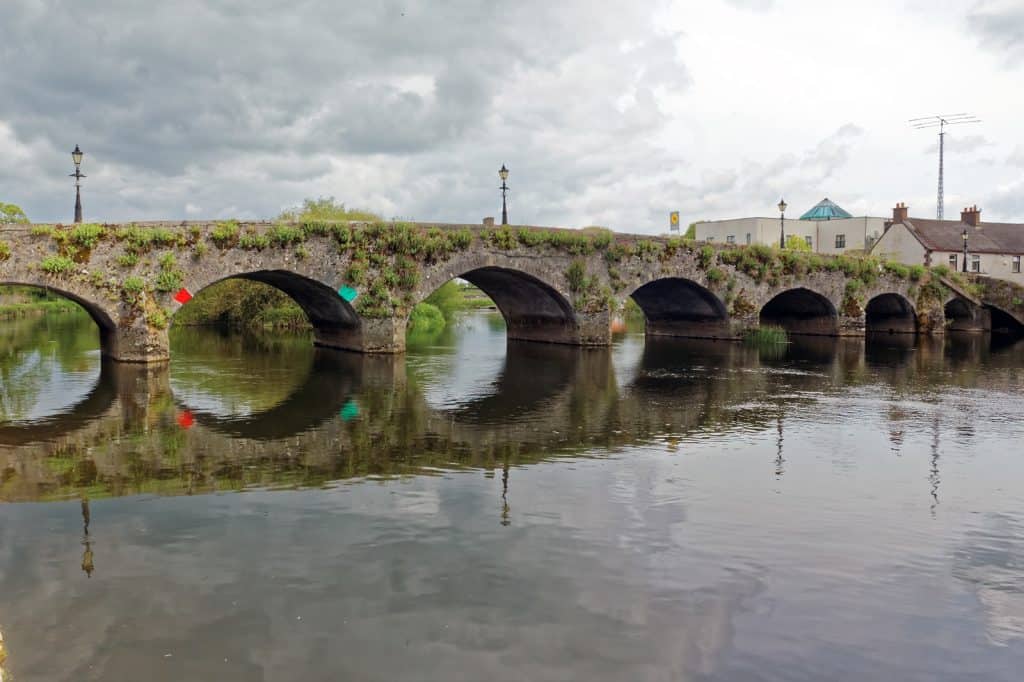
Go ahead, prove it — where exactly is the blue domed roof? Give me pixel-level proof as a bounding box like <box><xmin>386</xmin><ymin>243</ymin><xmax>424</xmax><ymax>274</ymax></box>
<box><xmin>799</xmin><ymin>198</ymin><xmax>852</xmax><ymax>221</ymax></box>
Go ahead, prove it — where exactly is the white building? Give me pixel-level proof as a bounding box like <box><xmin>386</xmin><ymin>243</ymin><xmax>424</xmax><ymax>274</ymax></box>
<box><xmin>870</xmin><ymin>203</ymin><xmax>1024</xmax><ymax>285</ymax></box>
<box><xmin>694</xmin><ymin>198</ymin><xmax>886</xmax><ymax>255</ymax></box>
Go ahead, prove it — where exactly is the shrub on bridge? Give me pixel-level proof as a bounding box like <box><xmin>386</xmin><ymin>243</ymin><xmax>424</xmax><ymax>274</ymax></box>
<box><xmin>39</xmin><ymin>255</ymin><xmax>76</xmax><ymax>276</ymax></box>
<box><xmin>115</xmin><ymin>225</ymin><xmax>183</xmax><ymax>253</ymax></box>
<box><xmin>68</xmin><ymin>223</ymin><xmax>105</xmax><ymax>249</ymax></box>
<box><xmin>0</xmin><ymin>241</ymin><xmax>9</xmax><ymax>261</ymax></box>
<box><xmin>210</xmin><ymin>220</ymin><xmax>240</xmax><ymax>248</ymax></box>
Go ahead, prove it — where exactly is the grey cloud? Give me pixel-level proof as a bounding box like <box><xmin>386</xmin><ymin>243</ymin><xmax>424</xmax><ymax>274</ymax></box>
<box><xmin>0</xmin><ymin>0</ymin><xmax>690</xmax><ymax>225</ymax></box>
<box><xmin>967</xmin><ymin>0</ymin><xmax>1024</xmax><ymax>65</ymax></box>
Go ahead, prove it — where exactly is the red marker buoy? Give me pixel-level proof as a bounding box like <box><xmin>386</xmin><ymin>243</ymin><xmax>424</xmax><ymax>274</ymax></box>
<box><xmin>177</xmin><ymin>410</ymin><xmax>194</xmax><ymax>429</ymax></box>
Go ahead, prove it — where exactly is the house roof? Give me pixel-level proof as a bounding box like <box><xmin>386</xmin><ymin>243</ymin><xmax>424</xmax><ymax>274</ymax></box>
<box><xmin>799</xmin><ymin>198</ymin><xmax>852</xmax><ymax>221</ymax></box>
<box><xmin>902</xmin><ymin>218</ymin><xmax>1024</xmax><ymax>255</ymax></box>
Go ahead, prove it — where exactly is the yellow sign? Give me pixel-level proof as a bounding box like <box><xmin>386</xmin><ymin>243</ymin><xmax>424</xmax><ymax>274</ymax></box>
<box><xmin>669</xmin><ymin>211</ymin><xmax>680</xmax><ymax>231</ymax></box>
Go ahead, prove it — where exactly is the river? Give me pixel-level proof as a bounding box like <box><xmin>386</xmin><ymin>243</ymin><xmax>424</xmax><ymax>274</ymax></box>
<box><xmin>1</xmin><ymin>309</ymin><xmax>1023</xmax><ymax>680</ymax></box>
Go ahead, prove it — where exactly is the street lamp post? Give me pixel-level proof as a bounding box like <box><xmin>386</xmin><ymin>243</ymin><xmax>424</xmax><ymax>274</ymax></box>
<box><xmin>962</xmin><ymin>228</ymin><xmax>969</xmax><ymax>273</ymax></box>
<box><xmin>778</xmin><ymin>198</ymin><xmax>788</xmax><ymax>248</ymax></box>
<box><xmin>70</xmin><ymin>145</ymin><xmax>85</xmax><ymax>224</ymax></box>
<box><xmin>499</xmin><ymin>164</ymin><xmax>510</xmax><ymax>226</ymax></box>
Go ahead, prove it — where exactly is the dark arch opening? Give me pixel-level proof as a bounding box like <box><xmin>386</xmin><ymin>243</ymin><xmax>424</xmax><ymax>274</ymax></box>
<box><xmin>434</xmin><ymin>267</ymin><xmax>578</xmax><ymax>344</ymax></box>
<box><xmin>987</xmin><ymin>305</ymin><xmax>1024</xmax><ymax>338</ymax></box>
<box><xmin>172</xmin><ymin>270</ymin><xmax>362</xmax><ymax>351</ymax></box>
<box><xmin>630</xmin><ymin>278</ymin><xmax>731</xmax><ymax>339</ymax></box>
<box><xmin>865</xmin><ymin>293</ymin><xmax>917</xmax><ymax>334</ymax></box>
<box><xmin>759</xmin><ymin>288</ymin><xmax>838</xmax><ymax>336</ymax></box>
<box><xmin>944</xmin><ymin>298</ymin><xmax>988</xmax><ymax>333</ymax></box>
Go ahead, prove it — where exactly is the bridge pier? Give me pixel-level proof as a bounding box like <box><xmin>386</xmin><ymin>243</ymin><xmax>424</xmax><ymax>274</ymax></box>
<box><xmin>102</xmin><ymin>317</ymin><xmax>170</xmax><ymax>363</ymax></box>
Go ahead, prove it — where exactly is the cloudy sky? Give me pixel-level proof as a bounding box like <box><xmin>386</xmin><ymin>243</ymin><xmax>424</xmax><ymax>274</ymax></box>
<box><xmin>1</xmin><ymin>0</ymin><xmax>1022</xmax><ymax>232</ymax></box>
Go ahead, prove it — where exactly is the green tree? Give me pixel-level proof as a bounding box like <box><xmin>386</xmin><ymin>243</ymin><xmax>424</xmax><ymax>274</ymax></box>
<box><xmin>1</xmin><ymin>202</ymin><xmax>29</xmax><ymax>224</ymax></box>
<box><xmin>277</xmin><ymin>197</ymin><xmax>381</xmax><ymax>222</ymax></box>
<box><xmin>684</xmin><ymin>222</ymin><xmax>697</xmax><ymax>239</ymax></box>
<box><xmin>785</xmin><ymin>234</ymin><xmax>811</xmax><ymax>251</ymax></box>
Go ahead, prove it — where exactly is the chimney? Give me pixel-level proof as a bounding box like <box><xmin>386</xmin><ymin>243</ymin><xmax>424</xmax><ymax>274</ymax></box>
<box><xmin>892</xmin><ymin>202</ymin><xmax>908</xmax><ymax>224</ymax></box>
<box><xmin>961</xmin><ymin>205</ymin><xmax>981</xmax><ymax>228</ymax></box>
<box><xmin>482</xmin><ymin>216</ymin><xmax>495</xmax><ymax>226</ymax></box>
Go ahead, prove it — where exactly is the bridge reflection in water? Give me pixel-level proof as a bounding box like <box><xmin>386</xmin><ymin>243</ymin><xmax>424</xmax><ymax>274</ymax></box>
<box><xmin>2</xmin><ymin>312</ymin><xmax>1023</xmax><ymax>504</ymax></box>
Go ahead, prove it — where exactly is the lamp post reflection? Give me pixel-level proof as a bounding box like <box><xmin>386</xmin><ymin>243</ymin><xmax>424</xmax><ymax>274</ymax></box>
<box><xmin>501</xmin><ymin>457</ymin><xmax>511</xmax><ymax>526</ymax></box>
<box><xmin>81</xmin><ymin>497</ymin><xmax>94</xmax><ymax>578</ymax></box>
<box><xmin>775</xmin><ymin>414</ymin><xmax>785</xmax><ymax>478</ymax></box>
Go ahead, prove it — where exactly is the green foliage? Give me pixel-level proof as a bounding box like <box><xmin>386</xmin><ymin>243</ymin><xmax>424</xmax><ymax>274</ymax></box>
<box><xmin>346</xmin><ymin>261</ymin><xmax>367</xmax><ymax>286</ymax></box>
<box><xmin>278</xmin><ymin>196</ymin><xmax>382</xmax><ymax>222</ymax></box>
<box><xmin>121</xmin><ymin>277</ymin><xmax>146</xmax><ymax>302</ymax></box>
<box><xmin>192</xmin><ymin>241</ymin><xmax>208</xmax><ymax>260</ymax></box>
<box><xmin>698</xmin><ymin>245</ymin><xmax>715</xmax><ymax>269</ymax></box>
<box><xmin>743</xmin><ymin>326</ymin><xmax>787</xmax><ymax>346</ymax></box>
<box><xmin>408</xmin><ymin>302</ymin><xmax>445</xmax><ymax>333</ymax></box>
<box><xmin>422</xmin><ymin>281</ymin><xmax>485</xmax><ymax>321</ymax></box>
<box><xmin>68</xmin><ymin>223</ymin><xmax>105</xmax><ymax>249</ymax></box>
<box><xmin>930</xmin><ymin>265</ymin><xmax>951</xmax><ymax>278</ymax></box>
<box><xmin>485</xmin><ymin>226</ymin><xmax>518</xmax><ymax>250</ymax></box>
<box><xmin>268</xmin><ymin>223</ymin><xmax>306</xmax><ymax>246</ymax></box>
<box><xmin>883</xmin><ymin>262</ymin><xmax>910</xmax><ymax>279</ymax></box>
<box><xmin>566</xmin><ymin>260</ymin><xmax>587</xmax><ymax>292</ymax></box>
<box><xmin>684</xmin><ymin>222</ymin><xmax>697</xmax><ymax>239</ymax></box>
<box><xmin>908</xmin><ymin>264</ymin><xmax>926</xmax><ymax>281</ymax></box>
<box><xmin>146</xmin><ymin>307</ymin><xmax>169</xmax><ymax>329</ymax></box>
<box><xmin>1</xmin><ymin>202</ymin><xmax>29</xmax><ymax>223</ymax></box>
<box><xmin>706</xmin><ymin>267</ymin><xmax>725</xmax><ymax>283</ymax></box>
<box><xmin>174</xmin><ymin>279</ymin><xmax>308</xmax><ymax>330</ymax></box>
<box><xmin>784</xmin><ymin>235</ymin><xmax>811</xmax><ymax>252</ymax></box>
<box><xmin>39</xmin><ymin>255</ymin><xmax>75</xmax><ymax>276</ymax></box>
<box><xmin>239</xmin><ymin>232</ymin><xmax>270</xmax><ymax>250</ymax></box>
<box><xmin>210</xmin><ymin>220</ymin><xmax>240</xmax><ymax>247</ymax></box>
<box><xmin>115</xmin><ymin>225</ymin><xmax>182</xmax><ymax>253</ymax></box>
<box><xmin>116</xmin><ymin>253</ymin><xmax>139</xmax><ymax>267</ymax></box>
<box><xmin>30</xmin><ymin>225</ymin><xmax>54</xmax><ymax>237</ymax></box>
<box><xmin>158</xmin><ymin>252</ymin><xmax>177</xmax><ymax>270</ymax></box>
<box><xmin>155</xmin><ymin>269</ymin><xmax>183</xmax><ymax>293</ymax></box>
<box><xmin>0</xmin><ymin>241</ymin><xmax>9</xmax><ymax>260</ymax></box>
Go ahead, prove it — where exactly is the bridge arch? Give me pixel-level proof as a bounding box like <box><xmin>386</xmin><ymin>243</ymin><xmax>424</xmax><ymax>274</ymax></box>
<box><xmin>759</xmin><ymin>287</ymin><xmax>838</xmax><ymax>335</ymax></box>
<box><xmin>629</xmin><ymin>277</ymin><xmax>731</xmax><ymax>339</ymax></box>
<box><xmin>865</xmin><ymin>293</ymin><xmax>917</xmax><ymax>334</ymax></box>
<box><xmin>987</xmin><ymin>304</ymin><xmax>1024</xmax><ymax>337</ymax></box>
<box><xmin>0</xmin><ymin>281</ymin><xmax>121</xmax><ymax>357</ymax></box>
<box><xmin>173</xmin><ymin>270</ymin><xmax>363</xmax><ymax>352</ymax></box>
<box><xmin>944</xmin><ymin>297</ymin><xmax>988</xmax><ymax>333</ymax></box>
<box><xmin>417</xmin><ymin>255</ymin><xmax>583</xmax><ymax>345</ymax></box>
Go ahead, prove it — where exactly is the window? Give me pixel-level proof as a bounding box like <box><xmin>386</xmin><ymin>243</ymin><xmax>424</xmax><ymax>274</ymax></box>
<box><xmin>804</xmin><ymin>236</ymin><xmax>813</xmax><ymax>248</ymax></box>
<box><xmin>746</xmin><ymin>233</ymin><xmax>751</xmax><ymax>245</ymax></box>
<box><xmin>949</xmin><ymin>254</ymin><xmax>958</xmax><ymax>269</ymax></box>
<box><xmin>971</xmin><ymin>255</ymin><xmax>981</xmax><ymax>272</ymax></box>
<box><xmin>1013</xmin><ymin>256</ymin><xmax>1021</xmax><ymax>274</ymax></box>
<box><xmin>726</xmin><ymin>235</ymin><xmax>735</xmax><ymax>244</ymax></box>
<box><xmin>835</xmin><ymin>234</ymin><xmax>846</xmax><ymax>249</ymax></box>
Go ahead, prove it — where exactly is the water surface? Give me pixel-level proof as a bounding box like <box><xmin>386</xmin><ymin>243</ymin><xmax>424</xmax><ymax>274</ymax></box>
<box><xmin>1</xmin><ymin>311</ymin><xmax>1023</xmax><ymax>681</ymax></box>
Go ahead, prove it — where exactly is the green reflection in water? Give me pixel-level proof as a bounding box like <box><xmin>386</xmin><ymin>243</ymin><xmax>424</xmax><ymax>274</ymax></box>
<box><xmin>1</xmin><ymin>311</ymin><xmax>1024</xmax><ymax>504</ymax></box>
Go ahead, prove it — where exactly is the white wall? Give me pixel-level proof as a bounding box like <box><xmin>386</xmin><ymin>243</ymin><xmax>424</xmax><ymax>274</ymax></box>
<box><xmin>870</xmin><ymin>224</ymin><xmax>927</xmax><ymax>265</ymax></box>
<box><xmin>695</xmin><ymin>216</ymin><xmax>883</xmax><ymax>254</ymax></box>
<box><xmin>934</xmin><ymin>251</ymin><xmax>1024</xmax><ymax>284</ymax></box>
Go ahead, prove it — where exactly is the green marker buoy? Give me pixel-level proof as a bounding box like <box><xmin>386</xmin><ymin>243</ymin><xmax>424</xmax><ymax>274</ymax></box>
<box><xmin>340</xmin><ymin>399</ymin><xmax>360</xmax><ymax>421</ymax></box>
<box><xmin>338</xmin><ymin>286</ymin><xmax>358</xmax><ymax>302</ymax></box>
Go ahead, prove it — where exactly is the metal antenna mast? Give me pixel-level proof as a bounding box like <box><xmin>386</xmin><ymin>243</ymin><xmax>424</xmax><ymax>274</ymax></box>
<box><xmin>909</xmin><ymin>114</ymin><xmax>980</xmax><ymax>219</ymax></box>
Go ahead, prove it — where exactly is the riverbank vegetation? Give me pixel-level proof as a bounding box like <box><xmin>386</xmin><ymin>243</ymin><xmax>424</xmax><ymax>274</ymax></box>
<box><xmin>0</xmin><ymin>286</ymin><xmax>85</xmax><ymax>320</ymax></box>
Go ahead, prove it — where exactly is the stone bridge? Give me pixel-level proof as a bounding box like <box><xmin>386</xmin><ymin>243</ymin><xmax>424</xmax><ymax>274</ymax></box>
<box><xmin>1</xmin><ymin>220</ymin><xmax>1022</xmax><ymax>362</ymax></box>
